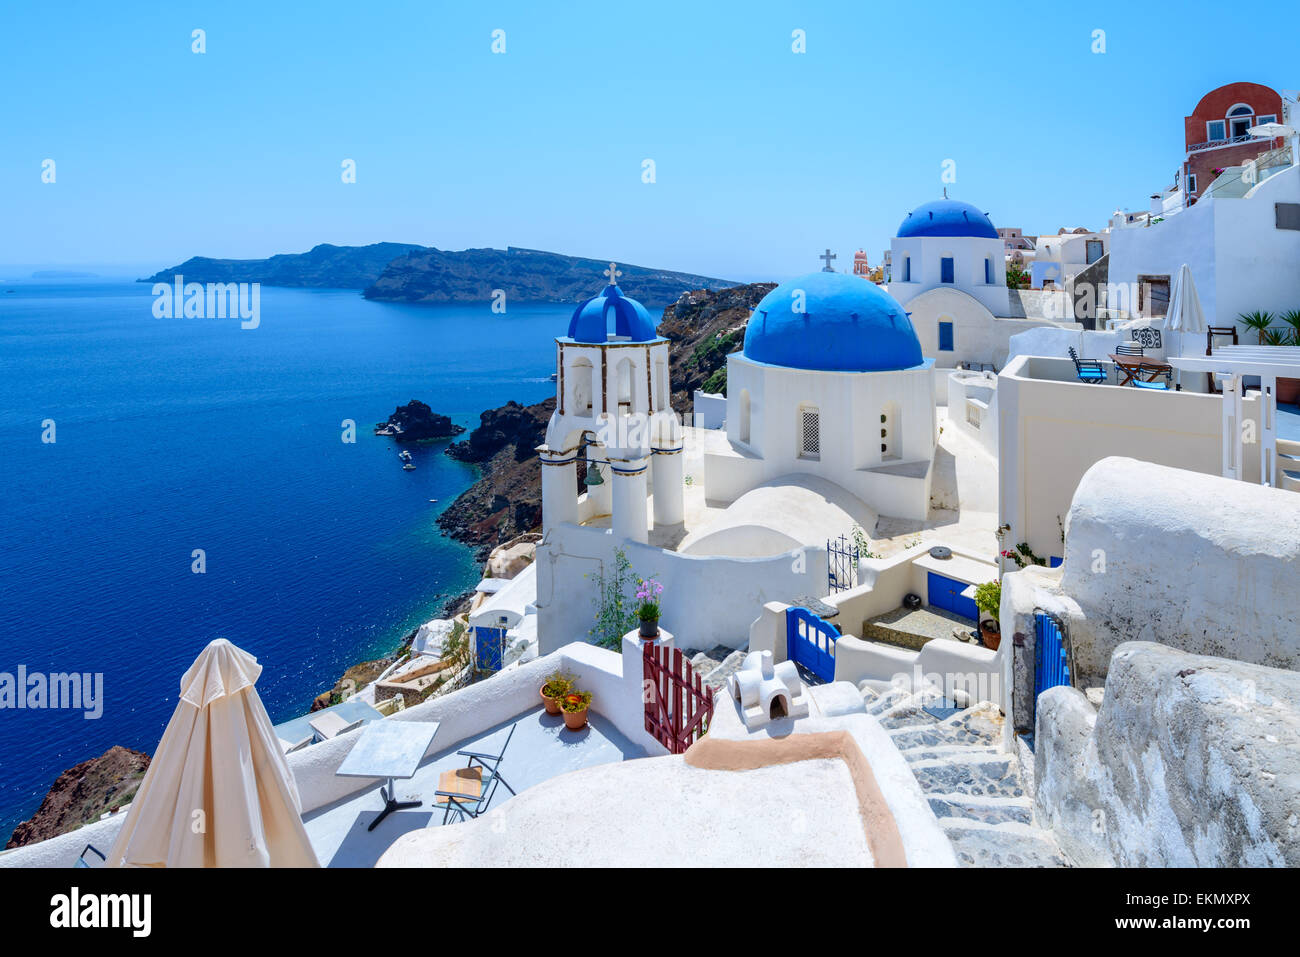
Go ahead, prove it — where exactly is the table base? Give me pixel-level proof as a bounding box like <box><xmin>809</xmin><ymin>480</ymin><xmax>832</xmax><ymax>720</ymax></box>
<box><xmin>368</xmin><ymin>778</ymin><xmax>421</xmax><ymax>831</ymax></box>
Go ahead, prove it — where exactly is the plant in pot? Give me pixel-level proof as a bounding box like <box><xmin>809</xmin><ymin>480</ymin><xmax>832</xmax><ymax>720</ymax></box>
<box><xmin>559</xmin><ymin>689</ymin><xmax>593</xmax><ymax>730</ymax></box>
<box><xmin>539</xmin><ymin>670</ymin><xmax>574</xmax><ymax>716</ymax></box>
<box><xmin>636</xmin><ymin>577</ymin><xmax>664</xmax><ymax>638</ymax></box>
<box><xmin>974</xmin><ymin>580</ymin><xmax>1003</xmax><ymax>651</ymax></box>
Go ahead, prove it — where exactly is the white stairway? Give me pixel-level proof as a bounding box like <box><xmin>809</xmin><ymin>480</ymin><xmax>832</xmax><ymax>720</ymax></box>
<box><xmin>862</xmin><ymin>684</ymin><xmax>1072</xmax><ymax>868</ymax></box>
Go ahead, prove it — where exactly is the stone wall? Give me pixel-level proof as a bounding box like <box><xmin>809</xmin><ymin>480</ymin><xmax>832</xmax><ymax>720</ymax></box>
<box><xmin>1034</xmin><ymin>641</ymin><xmax>1300</xmax><ymax>867</ymax></box>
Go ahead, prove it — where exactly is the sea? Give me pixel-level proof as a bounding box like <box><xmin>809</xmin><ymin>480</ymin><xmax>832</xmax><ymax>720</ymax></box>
<box><xmin>0</xmin><ymin>278</ymin><xmax>564</xmax><ymax>837</ymax></box>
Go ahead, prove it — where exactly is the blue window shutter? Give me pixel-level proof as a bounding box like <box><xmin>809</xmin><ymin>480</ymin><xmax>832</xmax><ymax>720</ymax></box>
<box><xmin>941</xmin><ymin>258</ymin><xmax>954</xmax><ymax>283</ymax></box>
<box><xmin>984</xmin><ymin>258</ymin><xmax>992</xmax><ymax>284</ymax></box>
<box><xmin>939</xmin><ymin>322</ymin><xmax>954</xmax><ymax>351</ymax></box>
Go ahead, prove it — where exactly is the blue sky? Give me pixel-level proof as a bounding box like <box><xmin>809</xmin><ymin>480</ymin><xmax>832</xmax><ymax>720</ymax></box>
<box><xmin>2</xmin><ymin>0</ymin><xmax>1297</xmax><ymax>282</ymax></box>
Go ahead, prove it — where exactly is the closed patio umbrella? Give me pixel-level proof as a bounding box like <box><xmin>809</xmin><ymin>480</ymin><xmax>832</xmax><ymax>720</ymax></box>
<box><xmin>1166</xmin><ymin>263</ymin><xmax>1207</xmax><ymax>390</ymax></box>
<box><xmin>106</xmin><ymin>639</ymin><xmax>319</xmax><ymax>867</ymax></box>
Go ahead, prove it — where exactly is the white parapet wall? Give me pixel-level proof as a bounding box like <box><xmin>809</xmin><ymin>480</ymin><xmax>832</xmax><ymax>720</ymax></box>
<box><xmin>997</xmin><ymin>353</ymin><xmax>1261</xmax><ymax>561</ymax></box>
<box><xmin>1034</xmin><ymin>641</ymin><xmax>1300</xmax><ymax>867</ymax></box>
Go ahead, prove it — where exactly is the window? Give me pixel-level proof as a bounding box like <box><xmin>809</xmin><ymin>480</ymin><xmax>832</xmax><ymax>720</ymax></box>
<box><xmin>1085</xmin><ymin>239</ymin><xmax>1104</xmax><ymax>264</ymax></box>
<box><xmin>798</xmin><ymin>406</ymin><xmax>820</xmax><ymax>459</ymax></box>
<box><xmin>880</xmin><ymin>403</ymin><xmax>901</xmax><ymax>461</ymax></box>
<box><xmin>938</xmin><ymin>321</ymin><xmax>954</xmax><ymax>351</ymax></box>
<box><xmin>984</xmin><ymin>257</ymin><xmax>993</xmax><ymax>284</ymax></box>
<box><xmin>1138</xmin><ymin>274</ymin><xmax>1171</xmax><ymax>317</ymax></box>
<box><xmin>1228</xmin><ymin>105</ymin><xmax>1254</xmax><ymax>139</ymax></box>
<box><xmin>940</xmin><ymin>257</ymin><xmax>954</xmax><ymax>283</ymax></box>
<box><xmin>571</xmin><ymin>357</ymin><xmax>594</xmax><ymax>415</ymax></box>
<box><xmin>1186</xmin><ymin>173</ymin><xmax>1197</xmax><ymax>194</ymax></box>
<box><xmin>903</xmin><ymin>256</ymin><xmax>911</xmax><ymax>282</ymax></box>
<box><xmin>1206</xmin><ymin>119</ymin><xmax>1226</xmax><ymax>142</ymax></box>
<box><xmin>1257</xmin><ymin>114</ymin><xmax>1277</xmax><ymax>127</ymax></box>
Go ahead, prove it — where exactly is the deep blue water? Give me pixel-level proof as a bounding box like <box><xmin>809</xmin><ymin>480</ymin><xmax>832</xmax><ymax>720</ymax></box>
<box><xmin>0</xmin><ymin>280</ymin><xmax>561</xmax><ymax>836</ymax></box>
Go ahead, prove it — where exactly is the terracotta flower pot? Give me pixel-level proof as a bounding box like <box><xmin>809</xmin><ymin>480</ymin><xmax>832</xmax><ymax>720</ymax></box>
<box><xmin>639</xmin><ymin>618</ymin><xmax>659</xmax><ymax>638</ymax></box>
<box><xmin>540</xmin><ymin>686</ymin><xmax>561</xmax><ymax>715</ymax></box>
<box><xmin>562</xmin><ymin>707</ymin><xmax>588</xmax><ymax>730</ymax></box>
<box><xmin>980</xmin><ymin>620</ymin><xmax>1002</xmax><ymax>652</ymax></box>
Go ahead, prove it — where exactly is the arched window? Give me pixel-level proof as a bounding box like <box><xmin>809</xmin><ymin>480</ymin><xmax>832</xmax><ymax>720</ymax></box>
<box><xmin>655</xmin><ymin>358</ymin><xmax>668</xmax><ymax>411</ymax></box>
<box><xmin>616</xmin><ymin>357</ymin><xmax>633</xmax><ymax>414</ymax></box>
<box><xmin>571</xmin><ymin>357</ymin><xmax>594</xmax><ymax>416</ymax></box>
<box><xmin>738</xmin><ymin>389</ymin><xmax>751</xmax><ymax>444</ymax></box>
<box><xmin>1227</xmin><ymin>104</ymin><xmax>1254</xmax><ymax>139</ymax></box>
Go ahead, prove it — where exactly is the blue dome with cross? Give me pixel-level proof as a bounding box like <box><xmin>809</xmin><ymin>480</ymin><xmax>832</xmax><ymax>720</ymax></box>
<box><xmin>566</xmin><ymin>263</ymin><xmax>658</xmax><ymax>343</ymax></box>
<box><xmin>742</xmin><ymin>271</ymin><xmax>922</xmax><ymax>373</ymax></box>
<box><xmin>897</xmin><ymin>199</ymin><xmax>998</xmax><ymax>239</ymax></box>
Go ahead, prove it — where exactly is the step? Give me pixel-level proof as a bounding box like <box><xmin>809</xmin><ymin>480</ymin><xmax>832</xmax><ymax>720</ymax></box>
<box><xmin>900</xmin><ymin>743</ymin><xmax>1003</xmax><ymax>763</ymax></box>
<box><xmin>939</xmin><ymin>819</ymin><xmax>1071</xmax><ymax>868</ymax></box>
<box><xmin>927</xmin><ymin>793</ymin><xmax>1034</xmax><ymax>827</ymax></box>
<box><xmin>864</xmin><ymin>686</ymin><xmax>913</xmax><ymax>716</ymax></box>
<box><xmin>875</xmin><ymin>702</ymin><xmax>945</xmax><ymax>731</ymax></box>
<box><xmin>907</xmin><ymin>755</ymin><xmax>1024</xmax><ymax>799</ymax></box>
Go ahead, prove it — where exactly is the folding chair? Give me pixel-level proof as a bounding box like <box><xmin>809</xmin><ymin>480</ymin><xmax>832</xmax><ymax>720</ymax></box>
<box><xmin>1068</xmin><ymin>347</ymin><xmax>1107</xmax><ymax>384</ymax></box>
<box><xmin>1115</xmin><ymin>342</ymin><xmax>1144</xmax><ymax>357</ymax></box>
<box><xmin>434</xmin><ymin>723</ymin><xmax>518</xmax><ymax>824</ymax></box>
<box><xmin>1131</xmin><ymin>363</ymin><xmax>1173</xmax><ymax>390</ymax></box>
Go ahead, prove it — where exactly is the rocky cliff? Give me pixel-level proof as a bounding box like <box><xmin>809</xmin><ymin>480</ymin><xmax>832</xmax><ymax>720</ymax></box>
<box><xmin>364</xmin><ymin>247</ymin><xmax>736</xmax><ymax>308</ymax></box>
<box><xmin>437</xmin><ymin>398</ymin><xmax>557</xmax><ymax>553</ymax></box>
<box><xmin>141</xmin><ymin>242</ymin><xmax>427</xmax><ymax>288</ymax></box>
<box><xmin>6</xmin><ymin>746</ymin><xmax>150</xmax><ymax>848</ymax></box>
<box><xmin>658</xmin><ymin>283</ymin><xmax>775</xmax><ymax>409</ymax></box>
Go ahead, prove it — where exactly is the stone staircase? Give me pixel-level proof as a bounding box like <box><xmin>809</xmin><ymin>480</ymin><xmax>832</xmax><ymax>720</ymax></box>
<box><xmin>862</xmin><ymin>684</ymin><xmax>1071</xmax><ymax>867</ymax></box>
<box><xmin>689</xmin><ymin>646</ymin><xmax>749</xmax><ymax>697</ymax></box>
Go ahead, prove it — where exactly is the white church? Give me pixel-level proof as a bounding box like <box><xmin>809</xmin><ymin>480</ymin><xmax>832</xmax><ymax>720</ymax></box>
<box><xmin>885</xmin><ymin>198</ymin><xmax>1078</xmax><ymax>369</ymax></box>
<box><xmin>532</xmin><ymin>260</ymin><xmax>944</xmax><ymax>655</ymax></box>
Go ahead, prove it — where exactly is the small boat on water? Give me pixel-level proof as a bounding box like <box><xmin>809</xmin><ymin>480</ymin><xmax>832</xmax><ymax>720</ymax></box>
<box><xmin>428</xmin><ymin>498</ymin><xmax>438</xmax><ymax>503</ymax></box>
<box><xmin>398</xmin><ymin>450</ymin><xmax>413</xmax><ymax>462</ymax></box>
<box><xmin>403</xmin><ymin>463</ymin><xmax>416</xmax><ymax>471</ymax></box>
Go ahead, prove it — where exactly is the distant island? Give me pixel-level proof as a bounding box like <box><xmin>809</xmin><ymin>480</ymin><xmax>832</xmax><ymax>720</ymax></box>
<box><xmin>374</xmin><ymin>400</ymin><xmax>465</xmax><ymax>442</ymax></box>
<box><xmin>139</xmin><ymin>242</ymin><xmax>426</xmax><ymax>289</ymax></box>
<box><xmin>142</xmin><ymin>243</ymin><xmax>736</xmax><ymax>307</ymax></box>
<box><xmin>364</xmin><ymin>246</ymin><xmax>736</xmax><ymax>308</ymax></box>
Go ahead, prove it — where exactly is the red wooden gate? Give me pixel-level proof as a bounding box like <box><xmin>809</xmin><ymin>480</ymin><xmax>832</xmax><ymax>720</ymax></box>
<box><xmin>642</xmin><ymin>643</ymin><xmax>714</xmax><ymax>754</ymax></box>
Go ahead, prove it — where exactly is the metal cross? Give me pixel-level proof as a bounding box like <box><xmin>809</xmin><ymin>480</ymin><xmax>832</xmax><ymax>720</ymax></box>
<box><xmin>604</xmin><ymin>262</ymin><xmax>622</xmax><ymax>284</ymax></box>
<box><xmin>820</xmin><ymin>249</ymin><xmax>837</xmax><ymax>272</ymax></box>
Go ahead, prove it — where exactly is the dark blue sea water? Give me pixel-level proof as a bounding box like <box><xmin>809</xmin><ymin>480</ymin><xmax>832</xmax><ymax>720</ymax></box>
<box><xmin>0</xmin><ymin>280</ymin><xmax>562</xmax><ymax>836</ymax></box>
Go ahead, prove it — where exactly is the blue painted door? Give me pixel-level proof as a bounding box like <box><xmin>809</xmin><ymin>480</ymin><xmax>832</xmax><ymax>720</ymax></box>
<box><xmin>786</xmin><ymin>607</ymin><xmax>837</xmax><ymax>683</ymax></box>
<box><xmin>1034</xmin><ymin>612</ymin><xmax>1070</xmax><ymax>709</ymax></box>
<box><xmin>474</xmin><ymin>626</ymin><xmax>506</xmax><ymax>672</ymax></box>
<box><xmin>927</xmin><ymin>572</ymin><xmax>978</xmax><ymax>621</ymax></box>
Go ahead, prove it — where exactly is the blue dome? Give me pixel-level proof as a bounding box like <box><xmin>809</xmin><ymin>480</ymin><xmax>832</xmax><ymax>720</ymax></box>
<box><xmin>566</xmin><ymin>284</ymin><xmax>657</xmax><ymax>343</ymax></box>
<box><xmin>742</xmin><ymin>272</ymin><xmax>923</xmax><ymax>373</ymax></box>
<box><xmin>897</xmin><ymin>200</ymin><xmax>997</xmax><ymax>239</ymax></box>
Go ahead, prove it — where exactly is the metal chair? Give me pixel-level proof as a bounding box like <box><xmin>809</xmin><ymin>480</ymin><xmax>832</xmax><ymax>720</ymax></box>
<box><xmin>434</xmin><ymin>723</ymin><xmax>518</xmax><ymax>823</ymax></box>
<box><xmin>1115</xmin><ymin>342</ymin><xmax>1144</xmax><ymax>356</ymax></box>
<box><xmin>1131</xmin><ymin>363</ymin><xmax>1173</xmax><ymax>390</ymax></box>
<box><xmin>1068</xmin><ymin>347</ymin><xmax>1107</xmax><ymax>384</ymax></box>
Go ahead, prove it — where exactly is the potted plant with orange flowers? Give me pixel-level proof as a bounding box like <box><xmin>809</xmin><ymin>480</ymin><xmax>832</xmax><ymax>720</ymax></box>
<box><xmin>540</xmin><ymin>670</ymin><xmax>574</xmax><ymax>716</ymax></box>
<box><xmin>559</xmin><ymin>689</ymin><xmax>592</xmax><ymax>730</ymax></box>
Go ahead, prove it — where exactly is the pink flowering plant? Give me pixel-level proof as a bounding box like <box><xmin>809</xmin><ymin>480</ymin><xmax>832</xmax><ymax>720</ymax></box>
<box><xmin>635</xmin><ymin>577</ymin><xmax>664</xmax><ymax>622</ymax></box>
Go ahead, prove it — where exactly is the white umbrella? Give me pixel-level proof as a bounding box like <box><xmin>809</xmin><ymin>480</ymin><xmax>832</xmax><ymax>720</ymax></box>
<box><xmin>1166</xmin><ymin>264</ymin><xmax>1207</xmax><ymax>390</ymax></box>
<box><xmin>107</xmin><ymin>639</ymin><xmax>319</xmax><ymax>867</ymax></box>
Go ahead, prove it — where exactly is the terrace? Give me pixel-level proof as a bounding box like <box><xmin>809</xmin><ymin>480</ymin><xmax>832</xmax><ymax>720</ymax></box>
<box><xmin>303</xmin><ymin>708</ymin><xmax>640</xmax><ymax>867</ymax></box>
